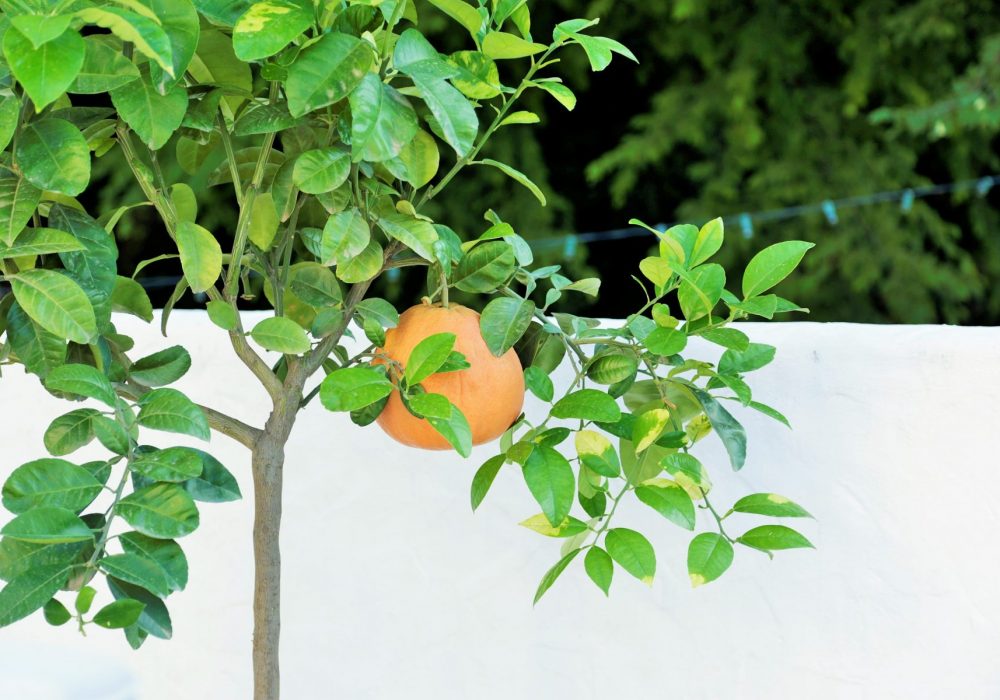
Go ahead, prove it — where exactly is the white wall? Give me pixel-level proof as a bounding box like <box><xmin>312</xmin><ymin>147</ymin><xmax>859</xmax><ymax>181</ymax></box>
<box><xmin>1</xmin><ymin>313</ymin><xmax>999</xmax><ymax>699</ymax></box>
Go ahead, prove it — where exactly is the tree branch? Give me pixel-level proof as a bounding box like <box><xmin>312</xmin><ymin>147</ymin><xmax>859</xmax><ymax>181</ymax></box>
<box><xmin>116</xmin><ymin>382</ymin><xmax>263</xmax><ymax>450</ymax></box>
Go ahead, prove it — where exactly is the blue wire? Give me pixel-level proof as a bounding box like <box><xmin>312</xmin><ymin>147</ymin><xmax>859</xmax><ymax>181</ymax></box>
<box><xmin>536</xmin><ymin>173</ymin><xmax>999</xmax><ymax>251</ymax></box>
<box><xmin>133</xmin><ymin>175</ymin><xmax>999</xmax><ymax>289</ymax></box>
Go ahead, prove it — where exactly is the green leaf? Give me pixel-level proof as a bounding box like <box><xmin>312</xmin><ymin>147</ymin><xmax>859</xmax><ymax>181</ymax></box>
<box><xmin>687</xmin><ymin>532</ymin><xmax>733</xmax><ymax>586</ymax></box>
<box><xmin>0</xmin><ymin>228</ymin><xmax>82</xmax><ymax>258</ymax></box>
<box><xmin>110</xmin><ymin>73</ymin><xmax>188</xmax><ymax>150</ymax></box>
<box><xmin>551</xmin><ymin>389</ymin><xmax>621</xmax><ymax>422</ymax></box>
<box><xmin>335</xmin><ymin>239</ymin><xmax>383</xmax><ymax>284</ymax></box>
<box><xmin>632</xmin><ymin>408</ymin><xmax>671</xmax><ymax>453</ymax></box>
<box><xmin>10</xmin><ymin>15</ymin><xmax>74</xmax><ymax>50</ymax></box>
<box><xmin>747</xmin><ymin>400</ymin><xmax>791</xmax><ymax>428</ymax></box>
<box><xmin>482</xmin><ymin>31</ymin><xmax>547</xmax><ymax>59</ymax></box>
<box><xmin>142</xmin><ymin>0</ymin><xmax>200</xmax><ymax>91</ymax></box>
<box><xmin>701</xmin><ymin>327</ymin><xmax>750</xmax><ymax>352</ymax></box>
<box><xmin>117</xmin><ymin>483</ymin><xmax>200</xmax><ymax>539</ymax></box>
<box><xmin>718</xmin><ymin>343</ymin><xmax>776</xmax><ymax>375</ymax></box>
<box><xmin>120</xmin><ymin>532</ymin><xmax>188</xmax><ymax>592</ymax></box>
<box><xmin>49</xmin><ymin>207</ymin><xmax>117</xmax><ymax>327</ymax></box>
<box><xmin>426</xmin><ymin>0</ymin><xmax>482</xmax><ymax>35</ymax></box>
<box><xmin>690</xmin><ymin>217</ymin><xmax>724</xmax><ymax>266</ymax></box>
<box><xmin>604</xmin><ymin>528</ymin><xmax>655</xmax><ymax>585</ymax></box>
<box><xmin>560</xmin><ymin>31</ymin><xmax>637</xmax><ymax>72</ymax></box>
<box><xmin>43</xmin><ymin>409</ymin><xmax>99</xmax><ymax>457</ymax></box>
<box><xmin>71</xmin><ymin>36</ymin><xmax>140</xmax><ymax>93</ymax></box>
<box><xmin>286</xmin><ymin>32</ymin><xmax>373</xmax><ymax>117</ymax></box>
<box><xmin>131</xmin><ymin>447</ymin><xmax>204</xmax><ymax>483</ymax></box>
<box><xmin>3</xmin><ymin>26</ymin><xmax>84</xmax><ymax>110</ymax></box>
<box><xmin>44</xmin><ymin>364</ymin><xmax>116</xmax><ymax>407</ymax></box>
<box><xmin>635</xmin><ymin>482</ymin><xmax>695</xmax><ymax>530</ymax></box>
<box><xmin>0</xmin><ymin>97</ymin><xmax>16</xmax><ymax>153</ymax></box>
<box><xmin>93</xmin><ymin>599</ymin><xmax>145</xmax><ymax>629</ymax></box>
<box><xmin>234</xmin><ymin>102</ymin><xmax>300</xmax><ymax>136</ymax></box>
<box><xmin>206</xmin><ymin>300</ymin><xmax>238</xmax><ymax>331</ymax></box>
<box><xmin>643</xmin><ymin>326</ymin><xmax>687</xmax><ymax>356</ymax></box>
<box><xmin>293</xmin><ymin>148</ymin><xmax>351</xmax><ymax>194</ymax></box>
<box><xmin>530</xmin><ymin>79</ymin><xmax>576</xmax><ymax>110</ymax></box>
<box><xmin>586</xmin><ymin>353</ymin><xmax>637</xmax><ymax>385</ymax></box>
<box><xmin>182</xmin><ymin>450</ymin><xmax>241</xmax><ymax>503</ymax></box>
<box><xmin>314</xmin><ymin>208</ymin><xmax>370</xmax><ymax>266</ymax></box>
<box><xmin>193</xmin><ymin>0</ymin><xmax>255</xmax><ymax>26</ymax></box>
<box><xmin>521</xmin><ymin>445</ymin><xmax>575</xmax><ymax>527</ymax></box>
<box><xmin>425</xmin><ymin>401</ymin><xmax>473</xmax><ymax>457</ymax></box>
<box><xmin>584</xmin><ymin>546</ymin><xmax>613</xmax><ymax>595</ymax></box>
<box><xmin>355</xmin><ymin>298</ymin><xmax>399</xmax><ymax>328</ymax></box>
<box><xmin>499</xmin><ymin>110</ymin><xmax>540</xmax><ymax>127</ymax></box>
<box><xmin>290</xmin><ymin>263</ymin><xmax>342</xmax><ymax>308</ymax></box>
<box><xmin>248</xmin><ymin>192</ymin><xmax>279</xmax><ymax>251</ymax></box>
<box><xmin>130</xmin><ymin>346</ymin><xmax>192</xmax><ymax>387</ymax></box>
<box><xmin>742</xmin><ymin>241</ymin><xmax>815</xmax><ymax>298</ymax></box>
<box><xmin>76</xmin><ymin>7</ymin><xmax>174</xmax><ymax>76</ymax></box>
<box><xmin>470</xmin><ymin>454</ymin><xmax>504</xmax><ymax>511</ymax></box>
<box><xmin>2</xmin><ymin>459</ymin><xmax>102</xmax><ymax>515</ymax></box>
<box><xmin>533</xmin><ymin>548</ymin><xmax>580</xmax><ymax>605</ymax></box>
<box><xmin>107</xmin><ymin>577</ymin><xmax>171</xmax><ymax>639</ymax></box>
<box><xmin>0</xmin><ymin>537</ymin><xmax>85</xmax><ymax>583</ymax></box>
<box><xmin>479</xmin><ymin>296</ymin><xmax>535</xmax><ymax>357</ymax></box>
<box><xmin>320</xmin><ymin>367</ymin><xmax>394</xmax><ymax>412</ymax></box>
<box><xmin>518</xmin><ymin>513</ymin><xmax>588</xmax><ymax>538</ymax></box>
<box><xmin>448</xmin><ymin>51</ymin><xmax>501</xmax><ymax>100</ymax></box>
<box><xmin>100</xmin><ymin>553</ymin><xmax>171</xmax><ymax>598</ymax></box>
<box><xmin>474</xmin><ymin>159</ymin><xmax>546</xmax><ymax>205</ymax></box>
<box><xmin>394</xmin><ymin>31</ymin><xmax>478</xmax><ymax>156</ymax></box>
<box><xmin>737</xmin><ymin>525</ymin><xmax>814</xmax><ymax>553</ymax></box>
<box><xmin>175</xmin><ymin>221</ymin><xmax>222</xmax><ymax>293</ymax></box>
<box><xmin>384</xmin><ymin>129</ymin><xmax>439</xmax><ymax>188</ymax></box>
<box><xmin>233</xmin><ymin>0</ymin><xmax>313</xmax><ymax>61</ymax></box>
<box><xmin>407</xmin><ymin>392</ymin><xmax>451</xmax><ymax>419</ymax></box>
<box><xmin>137</xmin><ymin>388</ymin><xmax>210</xmax><ymax>440</ymax></box>
<box><xmin>523</xmin><ymin>366</ymin><xmax>554</xmax><ymax>402</ymax></box>
<box><xmin>678</xmin><ymin>264</ymin><xmax>725</xmax><ymax>321</ymax></box>
<box><xmin>0</xmin><ymin>174</ymin><xmax>43</xmax><ymax>246</ymax></box>
<box><xmin>574</xmin><ymin>429</ymin><xmax>620</xmax><ymax>477</ymax></box>
<box><xmin>74</xmin><ymin>585</ymin><xmax>97</xmax><ymax>615</ymax></box>
<box><xmin>250</xmin><ymin>317</ymin><xmax>312</xmax><ymax>355</ymax></box>
<box><xmin>661</xmin><ymin>453</ymin><xmax>712</xmax><ymax>494</ymax></box>
<box><xmin>93</xmin><ymin>417</ymin><xmax>130</xmax><ymax>456</ymax></box>
<box><xmin>1</xmin><ymin>507</ymin><xmax>94</xmax><ymax>545</ymax></box>
<box><xmin>15</xmin><ymin>119</ymin><xmax>90</xmax><ymax>196</ymax></box>
<box><xmin>405</xmin><ymin>332</ymin><xmax>456</xmax><ymax>384</ymax></box>
<box><xmin>454</xmin><ymin>241</ymin><xmax>516</xmax><ymax>293</ymax></box>
<box><xmin>349</xmin><ymin>72</ymin><xmax>418</xmax><ymax>162</ymax></box>
<box><xmin>4</xmin><ymin>302</ymin><xmax>67</xmax><ymax>378</ymax></box>
<box><xmin>0</xmin><ymin>564</ymin><xmax>72</xmax><ymax>627</ymax></box>
<box><xmin>732</xmin><ymin>494</ymin><xmax>812</xmax><ymax>518</ymax></box>
<box><xmin>9</xmin><ymin>269</ymin><xmax>97</xmax><ymax>344</ymax></box>
<box><xmin>378</xmin><ymin>213</ymin><xmax>441</xmax><ymax>263</ymax></box>
<box><xmin>112</xmin><ymin>276</ymin><xmax>154</xmax><ymax>322</ymax></box>
<box><xmin>44</xmin><ymin>597</ymin><xmax>72</xmax><ymax>626</ymax></box>
<box><xmin>693</xmin><ymin>388</ymin><xmax>747</xmax><ymax>471</ymax></box>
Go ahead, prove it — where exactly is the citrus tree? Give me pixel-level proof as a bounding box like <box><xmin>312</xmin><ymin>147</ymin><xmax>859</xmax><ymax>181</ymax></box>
<box><xmin>0</xmin><ymin>1</ymin><xmax>815</xmax><ymax>698</ymax></box>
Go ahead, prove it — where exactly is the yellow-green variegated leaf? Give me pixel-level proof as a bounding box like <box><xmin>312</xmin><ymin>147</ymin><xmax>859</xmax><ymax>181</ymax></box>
<box><xmin>175</xmin><ymin>221</ymin><xmax>222</xmax><ymax>293</ymax></box>
<box><xmin>385</xmin><ymin>129</ymin><xmax>439</xmax><ymax>188</ymax></box>
<box><xmin>9</xmin><ymin>269</ymin><xmax>97</xmax><ymax>344</ymax></box>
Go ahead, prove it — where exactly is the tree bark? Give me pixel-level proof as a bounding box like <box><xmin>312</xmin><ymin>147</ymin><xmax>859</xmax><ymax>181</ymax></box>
<box><xmin>251</xmin><ymin>417</ymin><xmax>290</xmax><ymax>700</ymax></box>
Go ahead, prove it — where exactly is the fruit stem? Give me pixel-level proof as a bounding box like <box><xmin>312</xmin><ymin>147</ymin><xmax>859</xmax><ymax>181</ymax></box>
<box><xmin>440</xmin><ymin>268</ymin><xmax>450</xmax><ymax>308</ymax></box>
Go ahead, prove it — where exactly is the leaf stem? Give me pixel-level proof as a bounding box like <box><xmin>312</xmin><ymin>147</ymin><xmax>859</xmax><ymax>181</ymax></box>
<box><xmin>415</xmin><ymin>45</ymin><xmax>558</xmax><ymax>208</ymax></box>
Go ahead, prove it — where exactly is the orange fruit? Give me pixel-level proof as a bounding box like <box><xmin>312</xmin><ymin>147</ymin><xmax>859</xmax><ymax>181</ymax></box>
<box><xmin>375</xmin><ymin>302</ymin><xmax>525</xmax><ymax>450</ymax></box>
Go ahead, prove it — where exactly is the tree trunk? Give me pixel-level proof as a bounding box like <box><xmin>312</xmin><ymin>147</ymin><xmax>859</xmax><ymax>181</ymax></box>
<box><xmin>251</xmin><ymin>429</ymin><xmax>286</xmax><ymax>700</ymax></box>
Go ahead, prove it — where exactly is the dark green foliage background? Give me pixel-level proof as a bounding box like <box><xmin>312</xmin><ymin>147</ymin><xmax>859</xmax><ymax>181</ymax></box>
<box><xmin>98</xmin><ymin>0</ymin><xmax>1000</xmax><ymax>324</ymax></box>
